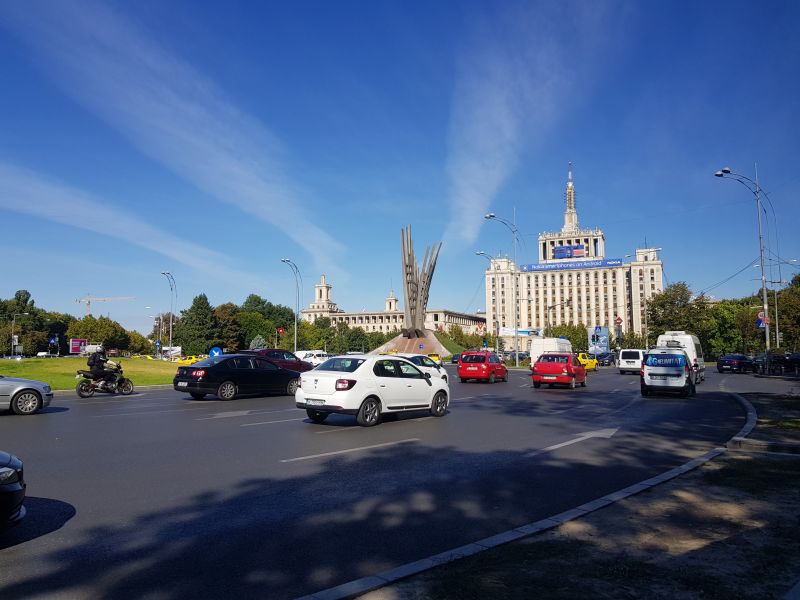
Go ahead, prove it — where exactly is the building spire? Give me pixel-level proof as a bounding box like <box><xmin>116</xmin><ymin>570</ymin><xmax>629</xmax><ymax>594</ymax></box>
<box><xmin>562</xmin><ymin>162</ymin><xmax>579</xmax><ymax>233</ymax></box>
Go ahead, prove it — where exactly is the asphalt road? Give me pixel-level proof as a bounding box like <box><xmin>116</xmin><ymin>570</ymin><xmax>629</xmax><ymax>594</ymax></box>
<box><xmin>0</xmin><ymin>366</ymin><xmax>754</xmax><ymax>599</ymax></box>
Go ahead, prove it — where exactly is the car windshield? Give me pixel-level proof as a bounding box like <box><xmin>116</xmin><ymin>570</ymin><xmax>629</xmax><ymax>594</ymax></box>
<box><xmin>620</xmin><ymin>351</ymin><xmax>640</xmax><ymax>359</ymax></box>
<box><xmin>538</xmin><ymin>355</ymin><xmax>568</xmax><ymax>363</ymax></box>
<box><xmin>460</xmin><ymin>354</ymin><xmax>487</xmax><ymax>364</ymax></box>
<box><xmin>317</xmin><ymin>357</ymin><xmax>365</xmax><ymax>372</ymax></box>
<box><xmin>645</xmin><ymin>354</ymin><xmax>685</xmax><ymax>368</ymax></box>
<box><xmin>193</xmin><ymin>356</ymin><xmax>228</xmax><ymax>367</ymax></box>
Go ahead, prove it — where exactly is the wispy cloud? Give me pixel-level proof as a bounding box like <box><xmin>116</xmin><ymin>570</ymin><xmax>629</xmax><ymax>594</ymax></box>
<box><xmin>0</xmin><ymin>162</ymin><xmax>265</xmax><ymax>290</ymax></box>
<box><xmin>443</xmin><ymin>2</ymin><xmax>615</xmax><ymax>249</ymax></box>
<box><xmin>1</xmin><ymin>1</ymin><xmax>344</xmax><ymax>272</ymax></box>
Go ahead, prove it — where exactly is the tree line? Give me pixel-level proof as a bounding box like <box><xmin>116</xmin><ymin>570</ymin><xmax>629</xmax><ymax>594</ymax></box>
<box><xmin>2</xmin><ymin>276</ymin><xmax>799</xmax><ymax>358</ymax></box>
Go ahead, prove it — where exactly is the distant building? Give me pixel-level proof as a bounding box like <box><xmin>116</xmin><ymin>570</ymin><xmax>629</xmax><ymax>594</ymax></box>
<box><xmin>302</xmin><ymin>275</ymin><xmax>486</xmax><ymax>335</ymax></box>
<box><xmin>483</xmin><ymin>164</ymin><xmax>664</xmax><ymax>349</ymax></box>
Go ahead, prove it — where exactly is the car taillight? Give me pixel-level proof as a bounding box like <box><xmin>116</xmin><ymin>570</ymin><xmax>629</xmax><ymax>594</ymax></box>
<box><xmin>192</xmin><ymin>369</ymin><xmax>205</xmax><ymax>378</ymax></box>
<box><xmin>335</xmin><ymin>379</ymin><xmax>356</xmax><ymax>391</ymax></box>
<box><xmin>640</xmin><ymin>366</ymin><xmax>645</xmax><ymax>377</ymax></box>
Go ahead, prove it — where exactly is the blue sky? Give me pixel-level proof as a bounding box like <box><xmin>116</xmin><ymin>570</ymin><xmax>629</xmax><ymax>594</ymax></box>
<box><xmin>1</xmin><ymin>0</ymin><xmax>798</xmax><ymax>334</ymax></box>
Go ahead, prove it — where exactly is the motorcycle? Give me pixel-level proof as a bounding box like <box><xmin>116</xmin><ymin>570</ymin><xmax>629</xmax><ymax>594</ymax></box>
<box><xmin>75</xmin><ymin>360</ymin><xmax>134</xmax><ymax>397</ymax></box>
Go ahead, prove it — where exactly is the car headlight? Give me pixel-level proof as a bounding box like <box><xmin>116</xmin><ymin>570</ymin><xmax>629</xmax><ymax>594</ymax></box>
<box><xmin>0</xmin><ymin>467</ymin><xmax>19</xmax><ymax>484</ymax></box>
<box><xmin>43</xmin><ymin>385</ymin><xmax>52</xmax><ymax>393</ymax></box>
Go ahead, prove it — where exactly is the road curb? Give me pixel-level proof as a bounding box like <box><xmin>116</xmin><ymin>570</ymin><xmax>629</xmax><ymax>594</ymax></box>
<box><xmin>727</xmin><ymin>436</ymin><xmax>800</xmax><ymax>455</ymax></box>
<box><xmin>295</xmin><ymin>393</ymin><xmax>758</xmax><ymax>600</ymax></box>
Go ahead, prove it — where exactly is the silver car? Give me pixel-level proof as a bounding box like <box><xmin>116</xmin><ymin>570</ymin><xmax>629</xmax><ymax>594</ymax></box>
<box><xmin>0</xmin><ymin>376</ymin><xmax>53</xmax><ymax>415</ymax></box>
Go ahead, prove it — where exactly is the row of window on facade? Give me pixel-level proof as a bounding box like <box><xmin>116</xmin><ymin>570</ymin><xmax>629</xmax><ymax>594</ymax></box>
<box><xmin>490</xmin><ymin>269</ymin><xmax>658</xmax><ymax>288</ymax></box>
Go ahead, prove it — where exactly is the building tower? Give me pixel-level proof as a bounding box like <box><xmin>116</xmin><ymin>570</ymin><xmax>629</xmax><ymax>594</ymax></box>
<box><xmin>562</xmin><ymin>162</ymin><xmax>579</xmax><ymax>234</ymax></box>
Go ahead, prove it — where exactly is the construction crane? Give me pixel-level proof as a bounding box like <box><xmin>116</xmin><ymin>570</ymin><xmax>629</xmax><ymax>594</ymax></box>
<box><xmin>75</xmin><ymin>295</ymin><xmax>136</xmax><ymax>316</ymax></box>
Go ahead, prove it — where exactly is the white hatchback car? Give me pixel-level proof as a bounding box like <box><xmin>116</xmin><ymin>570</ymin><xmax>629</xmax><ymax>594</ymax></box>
<box><xmin>298</xmin><ymin>350</ymin><xmax>330</xmax><ymax>366</ymax></box>
<box><xmin>394</xmin><ymin>353</ymin><xmax>449</xmax><ymax>383</ymax></box>
<box><xmin>641</xmin><ymin>347</ymin><xmax>696</xmax><ymax>398</ymax></box>
<box><xmin>295</xmin><ymin>355</ymin><xmax>450</xmax><ymax>426</ymax></box>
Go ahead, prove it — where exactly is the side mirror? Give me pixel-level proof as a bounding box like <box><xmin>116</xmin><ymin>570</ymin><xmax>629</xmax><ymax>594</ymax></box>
<box><xmin>424</xmin><ymin>372</ymin><xmax>431</xmax><ymax>379</ymax></box>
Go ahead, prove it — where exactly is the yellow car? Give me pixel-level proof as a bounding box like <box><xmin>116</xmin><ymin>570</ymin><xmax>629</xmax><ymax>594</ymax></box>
<box><xmin>427</xmin><ymin>353</ymin><xmax>442</xmax><ymax>365</ymax></box>
<box><xmin>576</xmin><ymin>352</ymin><xmax>598</xmax><ymax>371</ymax></box>
<box><xmin>177</xmin><ymin>355</ymin><xmax>203</xmax><ymax>365</ymax></box>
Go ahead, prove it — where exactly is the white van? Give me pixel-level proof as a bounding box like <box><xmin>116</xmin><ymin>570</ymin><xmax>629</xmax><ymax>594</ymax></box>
<box><xmin>298</xmin><ymin>350</ymin><xmax>330</xmax><ymax>366</ymax></box>
<box><xmin>619</xmin><ymin>349</ymin><xmax>645</xmax><ymax>375</ymax></box>
<box><xmin>529</xmin><ymin>337</ymin><xmax>572</xmax><ymax>363</ymax></box>
<box><xmin>655</xmin><ymin>331</ymin><xmax>705</xmax><ymax>383</ymax></box>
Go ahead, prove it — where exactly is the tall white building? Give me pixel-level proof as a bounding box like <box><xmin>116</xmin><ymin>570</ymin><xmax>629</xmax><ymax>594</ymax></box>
<box><xmin>484</xmin><ymin>165</ymin><xmax>664</xmax><ymax>348</ymax></box>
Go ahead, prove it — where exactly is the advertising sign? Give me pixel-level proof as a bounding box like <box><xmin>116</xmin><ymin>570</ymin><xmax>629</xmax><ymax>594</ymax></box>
<box><xmin>70</xmin><ymin>338</ymin><xmax>87</xmax><ymax>354</ymax></box>
<box><xmin>521</xmin><ymin>258</ymin><xmax>624</xmax><ymax>272</ymax></box>
<box><xmin>553</xmin><ymin>245</ymin><xmax>586</xmax><ymax>259</ymax></box>
<box><xmin>499</xmin><ymin>327</ymin><xmax>540</xmax><ymax>337</ymax></box>
<box><xmin>587</xmin><ymin>326</ymin><xmax>610</xmax><ymax>355</ymax></box>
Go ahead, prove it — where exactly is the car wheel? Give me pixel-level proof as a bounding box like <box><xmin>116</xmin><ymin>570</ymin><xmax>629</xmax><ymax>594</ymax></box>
<box><xmin>356</xmin><ymin>397</ymin><xmax>381</xmax><ymax>427</ymax></box>
<box><xmin>690</xmin><ymin>381</ymin><xmax>697</xmax><ymax>396</ymax></box>
<box><xmin>286</xmin><ymin>378</ymin><xmax>299</xmax><ymax>396</ymax></box>
<box><xmin>76</xmin><ymin>380</ymin><xmax>94</xmax><ymax>398</ymax></box>
<box><xmin>306</xmin><ymin>409</ymin><xmax>329</xmax><ymax>423</ymax></box>
<box><xmin>430</xmin><ymin>391</ymin><xmax>448</xmax><ymax>417</ymax></box>
<box><xmin>681</xmin><ymin>382</ymin><xmax>691</xmax><ymax>398</ymax></box>
<box><xmin>460</xmin><ymin>377</ymin><xmax>467</xmax><ymax>383</ymax></box>
<box><xmin>217</xmin><ymin>381</ymin><xmax>237</xmax><ymax>401</ymax></box>
<box><xmin>190</xmin><ymin>392</ymin><xmax>206</xmax><ymax>400</ymax></box>
<box><xmin>533</xmin><ymin>381</ymin><xmax>541</xmax><ymax>389</ymax></box>
<box><xmin>641</xmin><ymin>386</ymin><xmax>650</xmax><ymax>397</ymax></box>
<box><xmin>119</xmin><ymin>379</ymin><xmax>134</xmax><ymax>395</ymax></box>
<box><xmin>580</xmin><ymin>379</ymin><xmax>587</xmax><ymax>387</ymax></box>
<box><xmin>11</xmin><ymin>390</ymin><xmax>42</xmax><ymax>415</ymax></box>
<box><xmin>489</xmin><ymin>372</ymin><xmax>496</xmax><ymax>384</ymax></box>
<box><xmin>619</xmin><ymin>370</ymin><xmax>625</xmax><ymax>375</ymax></box>
<box><xmin>569</xmin><ymin>378</ymin><xmax>576</xmax><ymax>389</ymax></box>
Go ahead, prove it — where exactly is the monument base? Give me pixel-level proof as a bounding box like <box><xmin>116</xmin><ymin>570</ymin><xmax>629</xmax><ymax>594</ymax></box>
<box><xmin>371</xmin><ymin>329</ymin><xmax>449</xmax><ymax>356</ymax></box>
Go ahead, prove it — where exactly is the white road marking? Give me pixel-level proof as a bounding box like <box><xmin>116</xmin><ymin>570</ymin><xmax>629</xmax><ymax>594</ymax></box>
<box><xmin>453</xmin><ymin>396</ymin><xmax>473</xmax><ymax>401</ymax></box>
<box><xmin>241</xmin><ymin>417</ymin><xmax>306</xmax><ymax>427</ymax></box>
<box><xmin>315</xmin><ymin>416</ymin><xmax>434</xmax><ymax>433</ymax></box>
<box><xmin>280</xmin><ymin>438</ymin><xmax>420</xmax><ymax>463</ymax></box>
<box><xmin>198</xmin><ymin>408</ymin><xmax>299</xmax><ymax>420</ymax></box>
<box><xmin>90</xmin><ymin>407</ymin><xmax>216</xmax><ymax>417</ymax></box>
<box><xmin>525</xmin><ymin>428</ymin><xmax>619</xmax><ymax>457</ymax></box>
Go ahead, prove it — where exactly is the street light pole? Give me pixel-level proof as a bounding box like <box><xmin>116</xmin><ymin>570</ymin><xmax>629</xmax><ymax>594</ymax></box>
<box><xmin>281</xmin><ymin>258</ymin><xmax>301</xmax><ymax>353</ymax></box>
<box><xmin>476</xmin><ymin>251</ymin><xmax>498</xmax><ymax>352</ymax></box>
<box><xmin>715</xmin><ymin>167</ymin><xmax>770</xmax><ymax>351</ymax></box>
<box><xmin>161</xmin><ymin>272</ymin><xmax>177</xmax><ymax>358</ymax></box>
<box><xmin>485</xmin><ymin>212</ymin><xmax>521</xmax><ymax>367</ymax></box>
<box><xmin>10</xmin><ymin>312</ymin><xmax>29</xmax><ymax>356</ymax></box>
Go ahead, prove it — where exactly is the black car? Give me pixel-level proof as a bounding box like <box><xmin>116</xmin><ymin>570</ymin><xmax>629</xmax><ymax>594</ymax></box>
<box><xmin>173</xmin><ymin>354</ymin><xmax>301</xmax><ymax>401</ymax></box>
<box><xmin>0</xmin><ymin>451</ymin><xmax>25</xmax><ymax>528</ymax></box>
<box><xmin>451</xmin><ymin>354</ymin><xmax>460</xmax><ymax>364</ymax></box>
<box><xmin>596</xmin><ymin>352</ymin><xmax>616</xmax><ymax>366</ymax></box>
<box><xmin>752</xmin><ymin>352</ymin><xmax>790</xmax><ymax>375</ymax></box>
<box><xmin>717</xmin><ymin>354</ymin><xmax>754</xmax><ymax>373</ymax></box>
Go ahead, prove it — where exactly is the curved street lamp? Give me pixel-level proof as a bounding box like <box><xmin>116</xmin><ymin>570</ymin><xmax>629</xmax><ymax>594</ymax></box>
<box><xmin>161</xmin><ymin>272</ymin><xmax>177</xmax><ymax>358</ymax></box>
<box><xmin>714</xmin><ymin>167</ymin><xmax>771</xmax><ymax>352</ymax></box>
<box><xmin>281</xmin><ymin>258</ymin><xmax>301</xmax><ymax>353</ymax></box>
<box><xmin>484</xmin><ymin>212</ymin><xmax>521</xmax><ymax>367</ymax></box>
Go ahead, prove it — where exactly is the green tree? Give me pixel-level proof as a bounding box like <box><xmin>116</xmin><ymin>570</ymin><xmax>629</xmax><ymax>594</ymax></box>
<box><xmin>174</xmin><ymin>294</ymin><xmax>220</xmax><ymax>355</ymax></box>
<box><xmin>128</xmin><ymin>331</ymin><xmax>153</xmax><ymax>354</ymax></box>
<box><xmin>215</xmin><ymin>303</ymin><xmax>242</xmax><ymax>352</ymax></box>
<box><xmin>238</xmin><ymin>312</ymin><xmax>276</xmax><ymax>348</ymax></box>
<box><xmin>67</xmin><ymin>316</ymin><xmax>130</xmax><ymax>349</ymax></box>
<box><xmin>647</xmin><ymin>283</ymin><xmax>712</xmax><ymax>349</ymax></box>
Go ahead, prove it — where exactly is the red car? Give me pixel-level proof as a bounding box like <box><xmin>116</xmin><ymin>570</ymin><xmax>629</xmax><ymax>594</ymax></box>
<box><xmin>531</xmin><ymin>353</ymin><xmax>587</xmax><ymax>389</ymax></box>
<box><xmin>240</xmin><ymin>349</ymin><xmax>314</xmax><ymax>372</ymax></box>
<box><xmin>458</xmin><ymin>351</ymin><xmax>508</xmax><ymax>383</ymax></box>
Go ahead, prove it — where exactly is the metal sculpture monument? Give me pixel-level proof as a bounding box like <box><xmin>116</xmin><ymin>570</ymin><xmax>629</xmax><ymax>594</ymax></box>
<box><xmin>400</xmin><ymin>226</ymin><xmax>441</xmax><ymax>338</ymax></box>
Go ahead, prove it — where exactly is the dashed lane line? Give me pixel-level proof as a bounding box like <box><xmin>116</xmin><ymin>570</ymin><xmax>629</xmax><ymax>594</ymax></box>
<box><xmin>280</xmin><ymin>438</ymin><xmax>420</xmax><ymax>463</ymax></box>
<box><xmin>240</xmin><ymin>417</ymin><xmax>306</xmax><ymax>427</ymax></box>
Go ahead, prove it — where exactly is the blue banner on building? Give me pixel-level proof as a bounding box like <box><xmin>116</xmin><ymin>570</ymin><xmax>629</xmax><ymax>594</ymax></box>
<box><xmin>520</xmin><ymin>258</ymin><xmax>624</xmax><ymax>272</ymax></box>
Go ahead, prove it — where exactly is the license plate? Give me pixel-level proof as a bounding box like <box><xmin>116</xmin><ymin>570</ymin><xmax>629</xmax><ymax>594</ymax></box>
<box><xmin>650</xmin><ymin>375</ymin><xmax>667</xmax><ymax>380</ymax></box>
<box><xmin>306</xmin><ymin>399</ymin><xmax>324</xmax><ymax>406</ymax></box>
<box><xmin>467</xmin><ymin>367</ymin><xmax>477</xmax><ymax>371</ymax></box>
<box><xmin>542</xmin><ymin>375</ymin><xmax>556</xmax><ymax>380</ymax></box>
<box><xmin>177</xmin><ymin>381</ymin><xmax>188</xmax><ymax>387</ymax></box>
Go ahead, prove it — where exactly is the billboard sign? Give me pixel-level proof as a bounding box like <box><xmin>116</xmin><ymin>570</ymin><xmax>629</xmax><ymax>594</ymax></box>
<box><xmin>587</xmin><ymin>326</ymin><xmax>610</xmax><ymax>354</ymax></box>
<box><xmin>553</xmin><ymin>245</ymin><xmax>586</xmax><ymax>259</ymax></box>
<box><xmin>521</xmin><ymin>258</ymin><xmax>624</xmax><ymax>272</ymax></box>
<box><xmin>70</xmin><ymin>338</ymin><xmax>88</xmax><ymax>354</ymax></box>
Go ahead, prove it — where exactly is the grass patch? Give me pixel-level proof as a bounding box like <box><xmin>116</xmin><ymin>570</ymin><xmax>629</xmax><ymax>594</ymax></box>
<box><xmin>702</xmin><ymin>455</ymin><xmax>800</xmax><ymax>494</ymax></box>
<box><xmin>0</xmin><ymin>357</ymin><xmax>178</xmax><ymax>390</ymax></box>
<box><xmin>433</xmin><ymin>331</ymin><xmax>464</xmax><ymax>356</ymax></box>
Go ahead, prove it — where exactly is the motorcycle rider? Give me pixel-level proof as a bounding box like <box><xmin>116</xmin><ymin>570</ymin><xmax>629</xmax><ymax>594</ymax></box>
<box><xmin>87</xmin><ymin>346</ymin><xmax>114</xmax><ymax>389</ymax></box>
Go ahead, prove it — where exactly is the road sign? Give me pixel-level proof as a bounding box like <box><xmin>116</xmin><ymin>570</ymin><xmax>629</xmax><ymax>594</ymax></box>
<box><xmin>614</xmin><ymin>316</ymin><xmax>623</xmax><ymax>326</ymax></box>
<box><xmin>155</xmin><ymin>340</ymin><xmax>161</xmax><ymax>347</ymax></box>
<box><xmin>209</xmin><ymin>346</ymin><xmax>223</xmax><ymax>357</ymax></box>
<box><xmin>758</xmin><ymin>311</ymin><xmax>765</xmax><ymax>319</ymax></box>
<box><xmin>49</xmin><ymin>337</ymin><xmax>57</xmax><ymax>345</ymax></box>
<box><xmin>418</xmin><ymin>343</ymin><xmax>424</xmax><ymax>350</ymax></box>
<box><xmin>277</xmin><ymin>327</ymin><xmax>285</xmax><ymax>335</ymax></box>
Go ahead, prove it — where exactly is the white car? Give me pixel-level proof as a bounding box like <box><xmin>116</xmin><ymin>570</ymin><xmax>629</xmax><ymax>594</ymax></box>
<box><xmin>619</xmin><ymin>349</ymin><xmax>645</xmax><ymax>374</ymax></box>
<box><xmin>295</xmin><ymin>354</ymin><xmax>450</xmax><ymax>427</ymax></box>
<box><xmin>393</xmin><ymin>353</ymin><xmax>449</xmax><ymax>383</ymax></box>
<box><xmin>297</xmin><ymin>350</ymin><xmax>330</xmax><ymax>366</ymax></box>
<box><xmin>641</xmin><ymin>347</ymin><xmax>696</xmax><ymax>398</ymax></box>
